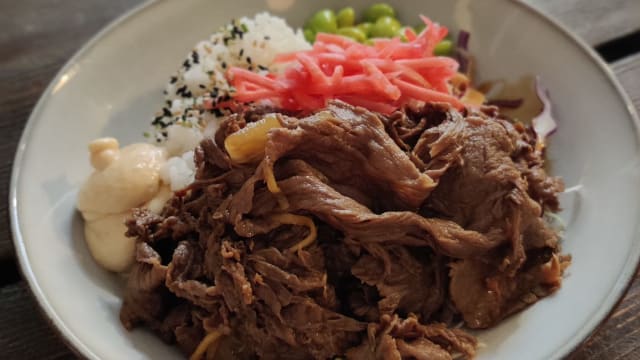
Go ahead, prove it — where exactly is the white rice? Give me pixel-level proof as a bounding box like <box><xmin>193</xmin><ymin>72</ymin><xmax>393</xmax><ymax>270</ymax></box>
<box><xmin>160</xmin><ymin>151</ymin><xmax>197</xmax><ymax>191</ymax></box>
<box><xmin>155</xmin><ymin>12</ymin><xmax>309</xmax><ymax>136</ymax></box>
<box><xmin>152</xmin><ymin>13</ymin><xmax>309</xmax><ymax>190</ymax></box>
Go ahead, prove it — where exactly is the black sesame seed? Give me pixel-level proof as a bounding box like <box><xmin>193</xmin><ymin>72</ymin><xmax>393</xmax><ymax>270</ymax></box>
<box><xmin>199</xmin><ymin>84</ymin><xmax>206</xmax><ymax>89</ymax></box>
<box><xmin>246</xmin><ymin>56</ymin><xmax>252</xmax><ymax>64</ymax></box>
<box><xmin>162</xmin><ymin>90</ymin><xmax>168</xmax><ymax>95</ymax></box>
<box><xmin>239</xmin><ymin>48</ymin><xmax>244</xmax><ymax>57</ymax></box>
<box><xmin>162</xmin><ymin>108</ymin><xmax>172</xmax><ymax>117</ymax></box>
<box><xmin>264</xmin><ymin>35</ymin><xmax>271</xmax><ymax>40</ymax></box>
<box><xmin>191</xmin><ymin>51</ymin><xmax>200</xmax><ymax>64</ymax></box>
<box><xmin>258</xmin><ymin>65</ymin><xmax>268</xmax><ymax>71</ymax></box>
<box><xmin>182</xmin><ymin>59</ymin><xmax>191</xmax><ymax>70</ymax></box>
<box><xmin>170</xmin><ymin>76</ymin><xmax>178</xmax><ymax>84</ymax></box>
<box><xmin>221</xmin><ymin>62</ymin><xmax>227</xmax><ymax>69</ymax></box>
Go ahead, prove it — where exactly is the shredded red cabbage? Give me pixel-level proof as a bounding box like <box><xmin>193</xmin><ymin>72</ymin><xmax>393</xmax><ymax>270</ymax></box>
<box><xmin>454</xmin><ymin>30</ymin><xmax>471</xmax><ymax>75</ymax></box>
<box><xmin>457</xmin><ymin>30</ymin><xmax>470</xmax><ymax>50</ymax></box>
<box><xmin>487</xmin><ymin>98</ymin><xmax>524</xmax><ymax>109</ymax></box>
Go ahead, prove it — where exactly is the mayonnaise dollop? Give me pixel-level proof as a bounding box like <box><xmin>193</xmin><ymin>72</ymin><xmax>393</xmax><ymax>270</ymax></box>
<box><xmin>77</xmin><ymin>138</ymin><xmax>168</xmax><ymax>272</ymax></box>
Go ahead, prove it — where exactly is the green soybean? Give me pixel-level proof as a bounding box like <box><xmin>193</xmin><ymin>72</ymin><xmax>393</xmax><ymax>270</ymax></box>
<box><xmin>304</xmin><ymin>28</ymin><xmax>316</xmax><ymax>43</ymax></box>
<box><xmin>370</xmin><ymin>16</ymin><xmax>402</xmax><ymax>38</ymax></box>
<box><xmin>433</xmin><ymin>39</ymin><xmax>453</xmax><ymax>55</ymax></box>
<box><xmin>337</xmin><ymin>27</ymin><xmax>367</xmax><ymax>42</ymax></box>
<box><xmin>336</xmin><ymin>7</ymin><xmax>355</xmax><ymax>28</ymax></box>
<box><xmin>396</xmin><ymin>26</ymin><xmax>413</xmax><ymax>41</ymax></box>
<box><xmin>363</xmin><ymin>3</ymin><xmax>396</xmax><ymax>23</ymax></box>
<box><xmin>307</xmin><ymin>9</ymin><xmax>338</xmax><ymax>34</ymax></box>
<box><xmin>357</xmin><ymin>22</ymin><xmax>374</xmax><ymax>37</ymax></box>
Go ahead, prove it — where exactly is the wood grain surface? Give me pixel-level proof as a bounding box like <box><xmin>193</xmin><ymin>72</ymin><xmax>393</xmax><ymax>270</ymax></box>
<box><xmin>1</xmin><ymin>1</ymin><xmax>639</xmax><ymax>359</ymax></box>
<box><xmin>0</xmin><ymin>0</ymin><xmax>145</xmax><ymax>262</ymax></box>
<box><xmin>521</xmin><ymin>0</ymin><xmax>640</xmax><ymax>46</ymax></box>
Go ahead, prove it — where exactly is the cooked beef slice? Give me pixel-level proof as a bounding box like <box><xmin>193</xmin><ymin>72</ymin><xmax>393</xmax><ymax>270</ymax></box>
<box><xmin>120</xmin><ymin>101</ymin><xmax>566</xmax><ymax>359</ymax></box>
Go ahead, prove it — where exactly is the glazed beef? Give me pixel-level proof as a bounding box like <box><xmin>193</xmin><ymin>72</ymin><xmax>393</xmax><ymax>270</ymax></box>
<box><xmin>120</xmin><ymin>101</ymin><xmax>566</xmax><ymax>359</ymax></box>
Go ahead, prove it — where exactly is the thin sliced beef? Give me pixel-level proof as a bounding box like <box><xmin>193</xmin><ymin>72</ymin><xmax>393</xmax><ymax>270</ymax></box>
<box><xmin>351</xmin><ymin>245</ymin><xmax>446</xmax><ymax>320</ymax></box>
<box><xmin>449</xmin><ymin>253</ymin><xmax>567</xmax><ymax>328</ymax></box>
<box><xmin>424</xmin><ymin>111</ymin><xmax>558</xmax><ymax>272</ymax></box>
<box><xmin>278</xmin><ymin>173</ymin><xmax>499</xmax><ymax>258</ymax></box>
<box><xmin>264</xmin><ymin>101</ymin><xmax>436</xmax><ymax>211</ymax></box>
<box><xmin>121</xmin><ymin>101</ymin><xmax>566</xmax><ymax>360</ymax></box>
<box><xmin>346</xmin><ymin>314</ymin><xmax>477</xmax><ymax>360</ymax></box>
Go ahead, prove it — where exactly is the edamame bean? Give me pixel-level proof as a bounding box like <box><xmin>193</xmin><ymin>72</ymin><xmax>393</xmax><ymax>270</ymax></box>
<box><xmin>337</xmin><ymin>7</ymin><xmax>355</xmax><ymax>28</ymax></box>
<box><xmin>307</xmin><ymin>9</ymin><xmax>338</xmax><ymax>34</ymax></box>
<box><xmin>433</xmin><ymin>39</ymin><xmax>453</xmax><ymax>55</ymax></box>
<box><xmin>304</xmin><ymin>28</ymin><xmax>316</xmax><ymax>43</ymax></box>
<box><xmin>396</xmin><ymin>26</ymin><xmax>413</xmax><ymax>41</ymax></box>
<box><xmin>357</xmin><ymin>22</ymin><xmax>374</xmax><ymax>37</ymax></box>
<box><xmin>370</xmin><ymin>16</ymin><xmax>402</xmax><ymax>38</ymax></box>
<box><xmin>363</xmin><ymin>3</ymin><xmax>396</xmax><ymax>23</ymax></box>
<box><xmin>337</xmin><ymin>27</ymin><xmax>367</xmax><ymax>43</ymax></box>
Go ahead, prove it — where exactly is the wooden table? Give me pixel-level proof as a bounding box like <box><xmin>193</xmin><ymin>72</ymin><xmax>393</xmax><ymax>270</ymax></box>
<box><xmin>0</xmin><ymin>1</ymin><xmax>638</xmax><ymax>359</ymax></box>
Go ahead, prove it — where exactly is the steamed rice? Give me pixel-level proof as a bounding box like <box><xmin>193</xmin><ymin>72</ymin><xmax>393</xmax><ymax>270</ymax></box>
<box><xmin>152</xmin><ymin>13</ymin><xmax>309</xmax><ymax>139</ymax></box>
<box><xmin>153</xmin><ymin>13</ymin><xmax>309</xmax><ymax>191</ymax></box>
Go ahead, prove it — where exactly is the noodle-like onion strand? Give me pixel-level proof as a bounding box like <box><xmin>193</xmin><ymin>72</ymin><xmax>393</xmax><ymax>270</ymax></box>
<box><xmin>190</xmin><ymin>329</ymin><xmax>224</xmax><ymax>360</ymax></box>
<box><xmin>269</xmin><ymin>213</ymin><xmax>317</xmax><ymax>252</ymax></box>
<box><xmin>263</xmin><ymin>161</ymin><xmax>281</xmax><ymax>193</ymax></box>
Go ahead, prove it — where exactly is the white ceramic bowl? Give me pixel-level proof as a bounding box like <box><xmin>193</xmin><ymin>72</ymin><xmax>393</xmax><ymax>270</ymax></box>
<box><xmin>10</xmin><ymin>0</ymin><xmax>640</xmax><ymax>359</ymax></box>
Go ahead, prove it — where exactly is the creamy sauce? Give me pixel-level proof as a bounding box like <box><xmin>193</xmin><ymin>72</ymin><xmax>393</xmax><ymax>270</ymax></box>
<box><xmin>77</xmin><ymin>138</ymin><xmax>169</xmax><ymax>272</ymax></box>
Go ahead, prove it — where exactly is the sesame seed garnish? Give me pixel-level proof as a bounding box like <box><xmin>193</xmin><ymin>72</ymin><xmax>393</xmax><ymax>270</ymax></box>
<box><xmin>169</xmin><ymin>76</ymin><xmax>178</xmax><ymax>84</ymax></box>
<box><xmin>176</xmin><ymin>85</ymin><xmax>187</xmax><ymax>96</ymax></box>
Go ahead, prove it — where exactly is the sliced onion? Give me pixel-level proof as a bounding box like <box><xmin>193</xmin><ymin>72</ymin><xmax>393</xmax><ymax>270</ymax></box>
<box><xmin>532</xmin><ymin>76</ymin><xmax>557</xmax><ymax>153</ymax></box>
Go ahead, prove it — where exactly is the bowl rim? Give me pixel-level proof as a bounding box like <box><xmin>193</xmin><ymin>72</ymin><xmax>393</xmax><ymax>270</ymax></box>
<box><xmin>9</xmin><ymin>0</ymin><xmax>640</xmax><ymax>359</ymax></box>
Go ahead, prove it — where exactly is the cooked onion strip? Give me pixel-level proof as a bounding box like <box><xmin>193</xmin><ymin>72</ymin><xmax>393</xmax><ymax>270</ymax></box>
<box><xmin>263</xmin><ymin>162</ymin><xmax>281</xmax><ymax>194</ymax></box>
<box><xmin>450</xmin><ymin>72</ymin><xmax>485</xmax><ymax>106</ymax></box>
<box><xmin>461</xmin><ymin>87</ymin><xmax>485</xmax><ymax>106</ymax></box>
<box><xmin>190</xmin><ymin>329</ymin><xmax>224</xmax><ymax>360</ymax></box>
<box><xmin>224</xmin><ymin>115</ymin><xmax>282</xmax><ymax>164</ymax></box>
<box><xmin>269</xmin><ymin>213</ymin><xmax>317</xmax><ymax>252</ymax></box>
